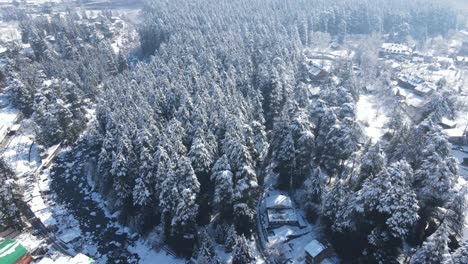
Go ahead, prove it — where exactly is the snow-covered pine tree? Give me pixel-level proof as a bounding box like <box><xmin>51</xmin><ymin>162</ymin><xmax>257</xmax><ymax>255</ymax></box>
<box><xmin>0</xmin><ymin>159</ymin><xmax>21</xmax><ymax>227</ymax></box>
<box><xmin>232</xmin><ymin>234</ymin><xmax>254</xmax><ymax>264</ymax></box>
<box><xmin>444</xmin><ymin>189</ymin><xmax>466</xmax><ymax>240</ymax></box>
<box><xmin>414</xmin><ymin>153</ymin><xmax>457</xmax><ymax>209</ymax></box>
<box><xmin>170</xmin><ymin>157</ymin><xmax>200</xmax><ymax>254</ymax></box>
<box><xmin>410</xmin><ymin>224</ymin><xmax>450</xmax><ymax>264</ymax></box>
<box><xmin>224</xmin><ymin>224</ymin><xmax>237</xmax><ymax>253</ymax></box>
<box><xmin>211</xmin><ymin>155</ymin><xmax>234</xmax><ymax>218</ymax></box>
<box><xmin>445</xmin><ymin>241</ymin><xmax>468</xmax><ymax>264</ymax></box>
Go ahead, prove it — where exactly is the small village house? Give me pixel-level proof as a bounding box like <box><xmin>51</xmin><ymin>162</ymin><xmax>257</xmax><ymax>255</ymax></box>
<box><xmin>265</xmin><ymin>193</ymin><xmax>299</xmax><ymax>228</ymax></box>
<box><xmin>304</xmin><ymin>240</ymin><xmax>336</xmax><ymax>264</ymax></box>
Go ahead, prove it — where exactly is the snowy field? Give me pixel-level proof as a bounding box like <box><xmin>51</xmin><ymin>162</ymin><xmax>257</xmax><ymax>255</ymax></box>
<box><xmin>356</xmin><ymin>94</ymin><xmax>389</xmax><ymax>141</ymax></box>
<box><xmin>128</xmin><ymin>241</ymin><xmax>183</xmax><ymax>264</ymax></box>
<box><xmin>0</xmin><ymin>92</ymin><xmax>19</xmax><ymax>143</ymax></box>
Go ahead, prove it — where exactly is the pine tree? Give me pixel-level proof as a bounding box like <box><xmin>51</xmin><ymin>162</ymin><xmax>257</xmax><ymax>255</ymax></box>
<box><xmin>224</xmin><ymin>224</ymin><xmax>237</xmax><ymax>253</ymax></box>
<box><xmin>445</xmin><ymin>241</ymin><xmax>468</xmax><ymax>264</ymax></box>
<box><xmin>356</xmin><ymin>161</ymin><xmax>419</xmax><ymax>238</ymax></box>
<box><xmin>0</xmin><ymin>159</ymin><xmax>21</xmax><ymax>227</ymax></box>
<box><xmin>169</xmin><ymin>157</ymin><xmax>200</xmax><ymax>253</ymax></box>
<box><xmin>410</xmin><ymin>224</ymin><xmax>450</xmax><ymax>264</ymax></box>
<box><xmin>232</xmin><ymin>234</ymin><xmax>254</xmax><ymax>264</ymax></box>
<box><xmin>211</xmin><ymin>155</ymin><xmax>234</xmax><ymax>218</ymax></box>
<box><xmin>304</xmin><ymin>167</ymin><xmax>323</xmax><ymax>204</ymax></box>
<box><xmin>276</xmin><ymin>132</ymin><xmax>295</xmax><ymax>190</ymax></box>
<box><xmin>194</xmin><ymin>229</ymin><xmax>220</xmax><ymax>264</ymax></box>
<box><xmin>359</xmin><ymin>142</ymin><xmax>386</xmax><ymax>179</ymax></box>
<box><xmin>214</xmin><ymin>223</ymin><xmax>226</xmax><ymax>244</ymax></box>
<box><xmin>414</xmin><ymin>153</ymin><xmax>457</xmax><ymax>209</ymax></box>
<box><xmin>444</xmin><ymin>189</ymin><xmax>466</xmax><ymax>240</ymax></box>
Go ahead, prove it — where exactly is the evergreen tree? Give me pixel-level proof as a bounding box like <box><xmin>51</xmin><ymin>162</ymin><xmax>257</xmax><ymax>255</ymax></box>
<box><xmin>410</xmin><ymin>224</ymin><xmax>450</xmax><ymax>264</ymax></box>
<box><xmin>224</xmin><ymin>224</ymin><xmax>237</xmax><ymax>253</ymax></box>
<box><xmin>0</xmin><ymin>159</ymin><xmax>21</xmax><ymax>227</ymax></box>
<box><xmin>211</xmin><ymin>155</ymin><xmax>234</xmax><ymax>218</ymax></box>
<box><xmin>445</xmin><ymin>241</ymin><xmax>468</xmax><ymax>264</ymax></box>
<box><xmin>232</xmin><ymin>234</ymin><xmax>254</xmax><ymax>264</ymax></box>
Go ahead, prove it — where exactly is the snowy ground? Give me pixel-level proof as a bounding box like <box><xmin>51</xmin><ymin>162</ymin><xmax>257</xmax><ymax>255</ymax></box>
<box><xmin>128</xmin><ymin>240</ymin><xmax>183</xmax><ymax>264</ymax></box>
<box><xmin>356</xmin><ymin>94</ymin><xmax>389</xmax><ymax>141</ymax></box>
<box><xmin>0</xmin><ymin>91</ymin><xmax>19</xmax><ymax>143</ymax></box>
<box><xmin>0</xmin><ymin>20</ymin><xmax>20</xmax><ymax>42</ymax></box>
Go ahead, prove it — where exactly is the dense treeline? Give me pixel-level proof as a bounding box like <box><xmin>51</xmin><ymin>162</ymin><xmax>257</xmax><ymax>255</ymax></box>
<box><xmin>87</xmin><ymin>0</ymin><xmax>466</xmax><ymax>262</ymax></box>
<box><xmin>0</xmin><ymin>159</ymin><xmax>21</xmax><ymax>228</ymax></box>
<box><xmin>3</xmin><ymin>0</ymin><xmax>464</xmax><ymax>262</ymax></box>
<box><xmin>7</xmin><ymin>11</ymin><xmax>125</xmax><ymax>146</ymax></box>
<box><xmin>139</xmin><ymin>0</ymin><xmax>458</xmax><ymax>57</ymax></box>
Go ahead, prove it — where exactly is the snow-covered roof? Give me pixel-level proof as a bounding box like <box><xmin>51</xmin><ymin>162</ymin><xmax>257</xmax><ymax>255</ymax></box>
<box><xmin>405</xmin><ymin>97</ymin><xmax>424</xmax><ymax>108</ymax></box>
<box><xmin>266</xmin><ymin>193</ymin><xmax>293</xmax><ymax>209</ymax></box>
<box><xmin>308</xmin><ymin>63</ymin><xmax>324</xmax><ymax>77</ymax></box>
<box><xmin>38</xmin><ymin>253</ymin><xmax>94</xmax><ymax>264</ymax></box>
<box><xmin>9</xmin><ymin>124</ymin><xmax>20</xmax><ymax>131</ymax></box>
<box><xmin>440</xmin><ymin>117</ymin><xmax>457</xmax><ymax>128</ymax></box>
<box><xmin>380</xmin><ymin>43</ymin><xmax>412</xmax><ymax>55</ymax></box>
<box><xmin>267</xmin><ymin>208</ymin><xmax>298</xmax><ymax>224</ymax></box>
<box><xmin>398</xmin><ymin>74</ymin><xmax>425</xmax><ymax>87</ymax></box>
<box><xmin>444</xmin><ymin>128</ymin><xmax>465</xmax><ymax>137</ymax></box>
<box><xmin>58</xmin><ymin>228</ymin><xmax>81</xmax><ymax>243</ymax></box>
<box><xmin>304</xmin><ymin>240</ymin><xmax>326</xmax><ymax>257</ymax></box>
<box><xmin>307</xmin><ymin>85</ymin><xmax>321</xmax><ymax>96</ymax></box>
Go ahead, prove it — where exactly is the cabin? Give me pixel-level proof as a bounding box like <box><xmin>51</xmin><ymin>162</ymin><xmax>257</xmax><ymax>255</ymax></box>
<box><xmin>398</xmin><ymin>74</ymin><xmax>424</xmax><ymax>90</ymax></box>
<box><xmin>307</xmin><ymin>63</ymin><xmax>328</xmax><ymax>81</ymax></box>
<box><xmin>265</xmin><ymin>193</ymin><xmax>299</xmax><ymax>228</ymax></box>
<box><xmin>379</xmin><ymin>43</ymin><xmax>412</xmax><ymax>59</ymax></box>
<box><xmin>0</xmin><ymin>239</ymin><xmax>32</xmax><ymax>264</ymax></box>
<box><xmin>444</xmin><ymin>128</ymin><xmax>467</xmax><ymax>145</ymax></box>
<box><xmin>439</xmin><ymin>117</ymin><xmax>457</xmax><ymax>129</ymax></box>
<box><xmin>304</xmin><ymin>240</ymin><xmax>336</xmax><ymax>264</ymax></box>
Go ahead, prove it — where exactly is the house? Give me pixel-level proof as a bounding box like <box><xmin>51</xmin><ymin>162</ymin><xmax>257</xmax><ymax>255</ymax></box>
<box><xmin>305</xmin><ymin>240</ymin><xmax>336</xmax><ymax>264</ymax></box>
<box><xmin>0</xmin><ymin>239</ymin><xmax>32</xmax><ymax>264</ymax></box>
<box><xmin>439</xmin><ymin>117</ymin><xmax>457</xmax><ymax>129</ymax></box>
<box><xmin>265</xmin><ymin>193</ymin><xmax>299</xmax><ymax>228</ymax></box>
<box><xmin>379</xmin><ymin>43</ymin><xmax>412</xmax><ymax>59</ymax></box>
<box><xmin>444</xmin><ymin>128</ymin><xmax>467</xmax><ymax>145</ymax></box>
<box><xmin>398</xmin><ymin>74</ymin><xmax>424</xmax><ymax>89</ymax></box>
<box><xmin>307</xmin><ymin>63</ymin><xmax>328</xmax><ymax>81</ymax></box>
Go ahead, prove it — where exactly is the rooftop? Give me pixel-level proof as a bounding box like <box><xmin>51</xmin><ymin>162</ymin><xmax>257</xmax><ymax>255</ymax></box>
<box><xmin>304</xmin><ymin>239</ymin><xmax>326</xmax><ymax>257</ymax></box>
<box><xmin>0</xmin><ymin>239</ymin><xmax>29</xmax><ymax>264</ymax></box>
<box><xmin>267</xmin><ymin>208</ymin><xmax>298</xmax><ymax>224</ymax></box>
<box><xmin>440</xmin><ymin>117</ymin><xmax>457</xmax><ymax>128</ymax></box>
<box><xmin>266</xmin><ymin>193</ymin><xmax>293</xmax><ymax>209</ymax></box>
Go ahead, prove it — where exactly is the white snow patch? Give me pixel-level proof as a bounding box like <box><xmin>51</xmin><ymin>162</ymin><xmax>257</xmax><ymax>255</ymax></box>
<box><xmin>0</xmin><ymin>92</ymin><xmax>20</xmax><ymax>143</ymax></box>
<box><xmin>356</xmin><ymin>94</ymin><xmax>389</xmax><ymax>141</ymax></box>
<box><xmin>128</xmin><ymin>240</ymin><xmax>184</xmax><ymax>264</ymax></box>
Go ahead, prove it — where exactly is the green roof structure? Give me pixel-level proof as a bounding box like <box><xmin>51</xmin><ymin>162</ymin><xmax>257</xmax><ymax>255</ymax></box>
<box><xmin>0</xmin><ymin>239</ymin><xmax>28</xmax><ymax>264</ymax></box>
